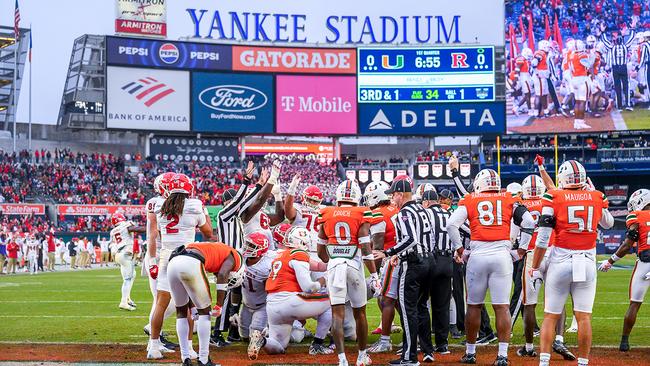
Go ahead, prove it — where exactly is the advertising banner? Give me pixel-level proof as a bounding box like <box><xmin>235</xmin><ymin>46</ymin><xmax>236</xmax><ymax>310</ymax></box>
<box><xmin>460</xmin><ymin>163</ymin><xmax>471</xmax><ymax>177</ymax></box>
<box><xmin>0</xmin><ymin>203</ymin><xmax>46</xmax><ymax>215</ymax></box>
<box><xmin>107</xmin><ymin>66</ymin><xmax>190</xmax><ymax>131</ymax></box>
<box><xmin>346</xmin><ymin>170</ymin><xmax>356</xmax><ymax>181</ymax></box>
<box><xmin>57</xmin><ymin>205</ymin><xmax>146</xmax><ymax>216</ymax></box>
<box><xmin>192</xmin><ymin>72</ymin><xmax>274</xmax><ymax>133</ymax></box>
<box><xmin>106</xmin><ymin>36</ymin><xmax>231</xmax><ymax>70</ymax></box>
<box><xmin>232</xmin><ymin>46</ymin><xmax>356</xmax><ymax>74</ymax></box>
<box><xmin>431</xmin><ymin>164</ymin><xmax>443</xmax><ymax>178</ymax></box>
<box><xmin>116</xmin><ymin>0</ymin><xmax>167</xmax><ymax>37</ymax></box>
<box><xmin>276</xmin><ymin>75</ymin><xmax>357</xmax><ymax>135</ymax></box>
<box><xmin>358</xmin><ymin>170</ymin><xmax>369</xmax><ymax>183</ymax></box>
<box><xmin>371</xmin><ymin>170</ymin><xmax>382</xmax><ymax>182</ymax></box>
<box><xmin>383</xmin><ymin>170</ymin><xmax>394</xmax><ymax>182</ymax></box>
<box><xmin>604</xmin><ymin>185</ymin><xmax>629</xmax><ymax>206</ymax></box>
<box><xmin>149</xmin><ymin>135</ymin><xmax>238</xmax><ymax>163</ymax></box>
<box><xmin>359</xmin><ymin>102</ymin><xmax>505</xmax><ymax>135</ymax></box>
<box><xmin>417</xmin><ymin>164</ymin><xmax>429</xmax><ymax>178</ymax></box>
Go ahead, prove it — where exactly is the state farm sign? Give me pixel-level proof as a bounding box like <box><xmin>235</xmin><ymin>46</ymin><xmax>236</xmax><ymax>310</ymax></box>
<box><xmin>115</xmin><ymin>0</ymin><xmax>167</xmax><ymax>37</ymax></box>
<box><xmin>57</xmin><ymin>205</ymin><xmax>145</xmax><ymax>216</ymax></box>
<box><xmin>232</xmin><ymin>46</ymin><xmax>356</xmax><ymax>74</ymax></box>
<box><xmin>0</xmin><ymin>203</ymin><xmax>46</xmax><ymax>215</ymax></box>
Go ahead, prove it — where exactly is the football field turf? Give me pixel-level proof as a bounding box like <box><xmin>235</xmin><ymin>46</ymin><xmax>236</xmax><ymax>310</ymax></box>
<box><xmin>0</xmin><ymin>256</ymin><xmax>649</xmax><ymax>361</ymax></box>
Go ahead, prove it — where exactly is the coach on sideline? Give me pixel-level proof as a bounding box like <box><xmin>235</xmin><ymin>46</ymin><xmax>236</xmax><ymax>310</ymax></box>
<box><xmin>374</xmin><ymin>178</ymin><xmax>458</xmax><ymax>365</ymax></box>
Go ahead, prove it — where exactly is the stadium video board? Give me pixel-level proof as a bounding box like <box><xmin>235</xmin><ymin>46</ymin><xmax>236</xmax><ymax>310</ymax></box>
<box><xmin>505</xmin><ymin>0</ymin><xmax>650</xmax><ymax>134</ymax></box>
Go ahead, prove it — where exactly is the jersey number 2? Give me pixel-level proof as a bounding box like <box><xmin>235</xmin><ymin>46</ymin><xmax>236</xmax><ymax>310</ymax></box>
<box><xmin>166</xmin><ymin>214</ymin><xmax>179</xmax><ymax>234</ymax></box>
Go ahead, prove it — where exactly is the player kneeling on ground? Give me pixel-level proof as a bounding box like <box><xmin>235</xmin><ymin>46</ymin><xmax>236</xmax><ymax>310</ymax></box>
<box><xmin>167</xmin><ymin>241</ymin><xmax>244</xmax><ymax>366</ymax></box>
<box><xmin>599</xmin><ymin>188</ymin><xmax>650</xmax><ymax>352</ymax></box>
<box><xmin>529</xmin><ymin>160</ymin><xmax>613</xmax><ymax>366</ymax></box>
<box><xmin>248</xmin><ymin>226</ymin><xmax>332</xmax><ymax>360</ymax></box>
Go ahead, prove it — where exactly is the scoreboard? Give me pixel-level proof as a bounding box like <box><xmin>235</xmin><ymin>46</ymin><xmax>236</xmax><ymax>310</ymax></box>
<box><xmin>357</xmin><ymin>46</ymin><xmax>495</xmax><ymax>103</ymax></box>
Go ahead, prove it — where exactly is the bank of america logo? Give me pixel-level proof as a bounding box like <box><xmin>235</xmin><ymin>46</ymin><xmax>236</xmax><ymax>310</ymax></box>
<box><xmin>121</xmin><ymin>77</ymin><xmax>175</xmax><ymax>107</ymax></box>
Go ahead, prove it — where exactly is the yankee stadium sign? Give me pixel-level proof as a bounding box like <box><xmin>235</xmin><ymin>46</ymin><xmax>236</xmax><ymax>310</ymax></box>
<box><xmin>179</xmin><ymin>0</ymin><xmax>504</xmax><ymax>46</ymax></box>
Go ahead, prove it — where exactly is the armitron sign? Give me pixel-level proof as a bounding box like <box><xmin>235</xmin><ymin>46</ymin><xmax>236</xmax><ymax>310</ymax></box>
<box><xmin>116</xmin><ymin>0</ymin><xmax>167</xmax><ymax>38</ymax></box>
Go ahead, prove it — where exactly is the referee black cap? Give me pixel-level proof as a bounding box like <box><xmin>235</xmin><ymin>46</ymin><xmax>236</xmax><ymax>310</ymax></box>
<box><xmin>386</xmin><ymin>179</ymin><xmax>412</xmax><ymax>194</ymax></box>
<box><xmin>422</xmin><ymin>190</ymin><xmax>439</xmax><ymax>202</ymax></box>
<box><xmin>439</xmin><ymin>189</ymin><xmax>454</xmax><ymax>200</ymax></box>
<box><xmin>222</xmin><ymin>188</ymin><xmax>237</xmax><ymax>202</ymax></box>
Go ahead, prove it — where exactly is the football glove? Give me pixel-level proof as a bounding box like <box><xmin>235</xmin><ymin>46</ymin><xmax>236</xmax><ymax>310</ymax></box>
<box><xmin>148</xmin><ymin>264</ymin><xmax>159</xmax><ymax>280</ymax></box>
<box><xmin>369</xmin><ymin>273</ymin><xmax>382</xmax><ymax>298</ymax></box>
<box><xmin>598</xmin><ymin>260</ymin><xmax>612</xmax><ymax>272</ymax></box>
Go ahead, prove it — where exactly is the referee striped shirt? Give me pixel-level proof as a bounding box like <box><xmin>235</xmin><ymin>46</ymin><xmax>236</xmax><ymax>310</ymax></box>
<box><xmin>385</xmin><ymin>201</ymin><xmax>434</xmax><ymax>258</ymax></box>
<box><xmin>608</xmin><ymin>44</ymin><xmax>629</xmax><ymax>67</ymax></box>
<box><xmin>426</xmin><ymin>204</ymin><xmax>453</xmax><ymax>253</ymax></box>
<box><xmin>216</xmin><ymin>183</ymin><xmax>261</xmax><ymax>251</ymax></box>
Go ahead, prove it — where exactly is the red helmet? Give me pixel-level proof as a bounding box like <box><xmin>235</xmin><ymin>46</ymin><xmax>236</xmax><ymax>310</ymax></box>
<box><xmin>159</xmin><ymin>172</ymin><xmax>176</xmax><ymax>197</ymax></box>
<box><xmin>393</xmin><ymin>174</ymin><xmax>413</xmax><ymax>189</ymax></box>
<box><xmin>166</xmin><ymin>174</ymin><xmax>193</xmax><ymax>195</ymax></box>
<box><xmin>242</xmin><ymin>232</ymin><xmax>270</xmax><ymax>258</ymax></box>
<box><xmin>111</xmin><ymin>213</ymin><xmax>126</xmax><ymax>226</ymax></box>
<box><xmin>272</xmin><ymin>223</ymin><xmax>292</xmax><ymax>248</ymax></box>
<box><xmin>302</xmin><ymin>185</ymin><xmax>323</xmax><ymax>209</ymax></box>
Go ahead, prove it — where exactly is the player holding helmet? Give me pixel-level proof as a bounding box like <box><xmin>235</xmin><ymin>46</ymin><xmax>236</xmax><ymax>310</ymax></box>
<box><xmin>285</xmin><ymin>175</ymin><xmax>324</xmax><ymax>247</ymax></box>
<box><xmin>109</xmin><ymin>212</ymin><xmax>145</xmax><ymax>311</ymax></box>
<box><xmin>530</xmin><ymin>160</ymin><xmax>613</xmax><ymax>366</ymax></box>
<box><xmin>318</xmin><ymin>180</ymin><xmax>380</xmax><ymax>366</ymax></box>
<box><xmin>598</xmin><ymin>188</ymin><xmax>650</xmax><ymax>352</ymax></box>
<box><xmin>248</xmin><ymin>227</ymin><xmax>332</xmax><ymax>359</ymax></box>
<box><xmin>167</xmin><ymin>241</ymin><xmax>244</xmax><ymax>366</ymax></box>
<box><xmin>447</xmin><ymin>169</ymin><xmax>536</xmax><ymax>365</ymax></box>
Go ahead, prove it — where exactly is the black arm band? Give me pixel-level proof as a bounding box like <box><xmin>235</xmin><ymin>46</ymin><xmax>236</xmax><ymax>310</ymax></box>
<box><xmin>627</xmin><ymin>228</ymin><xmax>640</xmax><ymax>242</ymax></box>
<box><xmin>520</xmin><ymin>227</ymin><xmax>535</xmax><ymax>235</ymax></box>
<box><xmin>538</xmin><ymin>214</ymin><xmax>556</xmax><ymax>228</ymax></box>
<box><xmin>512</xmin><ymin>203</ymin><xmax>529</xmax><ymax>226</ymax></box>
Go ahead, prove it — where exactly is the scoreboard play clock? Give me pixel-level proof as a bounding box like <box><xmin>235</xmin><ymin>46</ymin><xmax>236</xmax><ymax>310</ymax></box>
<box><xmin>357</xmin><ymin>46</ymin><xmax>495</xmax><ymax>103</ymax></box>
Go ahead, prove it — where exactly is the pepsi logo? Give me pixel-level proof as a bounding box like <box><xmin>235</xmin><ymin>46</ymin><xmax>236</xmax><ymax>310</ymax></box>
<box><xmin>159</xmin><ymin>43</ymin><xmax>180</xmax><ymax>64</ymax></box>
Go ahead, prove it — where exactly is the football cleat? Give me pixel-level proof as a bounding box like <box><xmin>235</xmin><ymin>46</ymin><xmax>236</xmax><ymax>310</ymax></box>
<box><xmin>182</xmin><ymin>358</ymin><xmax>192</xmax><ymax>366</ymax></box>
<box><xmin>391</xmin><ymin>325</ymin><xmax>402</xmax><ymax>333</ymax></box>
<box><xmin>476</xmin><ymin>333</ymin><xmax>497</xmax><ymax>345</ymax></box>
<box><xmin>127</xmin><ymin>299</ymin><xmax>137</xmax><ymax>307</ymax></box>
<box><xmin>434</xmin><ymin>345</ymin><xmax>450</xmax><ymax>355</ymax></box>
<box><xmin>450</xmin><ymin>324</ymin><xmax>463</xmax><ymax>339</ymax></box>
<box><xmin>552</xmin><ymin>340</ymin><xmax>576</xmax><ymax>360</ymax></box>
<box><xmin>309</xmin><ymin>342</ymin><xmax>334</xmax><ymax>355</ymax></box>
<box><xmin>619</xmin><ymin>340</ymin><xmax>630</xmax><ymax>352</ymax></box>
<box><xmin>146</xmin><ymin>348</ymin><xmax>163</xmax><ymax>360</ymax></box>
<box><xmin>493</xmin><ymin>355</ymin><xmax>510</xmax><ymax>366</ymax></box>
<box><xmin>516</xmin><ymin>346</ymin><xmax>537</xmax><ymax>357</ymax></box>
<box><xmin>159</xmin><ymin>334</ymin><xmax>179</xmax><ymax>350</ymax></box>
<box><xmin>422</xmin><ymin>353</ymin><xmax>434</xmax><ymax>363</ymax></box>
<box><xmin>356</xmin><ymin>353</ymin><xmax>372</xmax><ymax>366</ymax></box>
<box><xmin>368</xmin><ymin>340</ymin><xmax>393</xmax><ymax>353</ymax></box>
<box><xmin>118</xmin><ymin>302</ymin><xmax>135</xmax><ymax>311</ymax></box>
<box><xmin>188</xmin><ymin>348</ymin><xmax>198</xmax><ymax>360</ymax></box>
<box><xmin>248</xmin><ymin>329</ymin><xmax>265</xmax><ymax>360</ymax></box>
<box><xmin>210</xmin><ymin>334</ymin><xmax>230</xmax><ymax>348</ymax></box>
<box><xmin>198</xmin><ymin>357</ymin><xmax>220</xmax><ymax>366</ymax></box>
<box><xmin>460</xmin><ymin>353</ymin><xmax>477</xmax><ymax>364</ymax></box>
<box><xmin>371</xmin><ymin>327</ymin><xmax>382</xmax><ymax>335</ymax></box>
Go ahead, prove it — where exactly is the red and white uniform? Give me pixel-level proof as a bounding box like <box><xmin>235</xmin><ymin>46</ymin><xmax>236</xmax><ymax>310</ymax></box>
<box><xmin>240</xmin><ymin>251</ymin><xmax>277</xmax><ymax>338</ymax></box>
<box><xmin>318</xmin><ymin>205</ymin><xmax>374</xmax><ymax>308</ymax></box>
<box><xmin>167</xmin><ymin>242</ymin><xmax>242</xmax><ymax>309</ymax></box>
<box><xmin>262</xmin><ymin>248</ymin><xmax>331</xmax><ymax>354</ymax></box>
<box><xmin>449</xmin><ymin>192</ymin><xmax>519</xmax><ymax>305</ymax></box>
<box><xmin>539</xmin><ymin>189</ymin><xmax>609</xmax><ymax>314</ymax></box>
<box><xmin>244</xmin><ymin>211</ymin><xmax>273</xmax><ymax>249</ymax></box>
<box><xmin>533</xmin><ymin>50</ymin><xmax>550</xmax><ymax>96</ymax></box>
<box><xmin>110</xmin><ymin>220</ymin><xmax>136</xmax><ymax>281</ymax></box>
<box><xmin>626</xmin><ymin>210</ymin><xmax>650</xmax><ymax>302</ymax></box>
<box><xmin>570</xmin><ymin>51</ymin><xmax>592</xmax><ymax>101</ymax></box>
<box><xmin>290</xmin><ymin>203</ymin><xmax>322</xmax><ymax>251</ymax></box>
<box><xmin>145</xmin><ymin>195</ymin><xmax>164</xmax><ymax>295</ymax></box>
<box><xmin>154</xmin><ymin>198</ymin><xmax>207</xmax><ymax>292</ymax></box>
<box><xmin>515</xmin><ymin>56</ymin><xmax>533</xmax><ymax>94</ymax></box>
<box><xmin>370</xmin><ymin>204</ymin><xmax>400</xmax><ymax>300</ymax></box>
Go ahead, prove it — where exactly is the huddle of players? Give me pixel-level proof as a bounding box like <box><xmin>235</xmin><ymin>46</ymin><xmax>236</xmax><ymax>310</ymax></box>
<box><xmin>108</xmin><ymin>156</ymin><xmax>650</xmax><ymax>366</ymax></box>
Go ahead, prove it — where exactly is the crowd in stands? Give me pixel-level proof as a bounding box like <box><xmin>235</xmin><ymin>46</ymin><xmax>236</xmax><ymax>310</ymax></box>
<box><xmin>416</xmin><ymin>149</ymin><xmax>476</xmax><ymax>162</ymax></box>
<box><xmin>339</xmin><ymin>156</ymin><xmax>406</xmax><ymax>167</ymax></box>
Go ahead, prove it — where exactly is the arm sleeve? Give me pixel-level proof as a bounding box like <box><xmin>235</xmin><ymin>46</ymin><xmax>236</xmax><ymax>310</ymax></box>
<box><xmin>599</xmin><ymin>208</ymin><xmax>614</xmax><ymax>229</ymax></box>
<box><xmin>385</xmin><ymin>210</ymin><xmax>417</xmax><ymax>257</ymax></box>
<box><xmin>219</xmin><ymin>184</ymin><xmax>248</xmax><ymax>221</ymax></box>
<box><xmin>370</xmin><ymin>221</ymin><xmax>387</xmax><ymax>236</ymax></box>
<box><xmin>451</xmin><ymin>170</ymin><xmax>469</xmax><ymax>196</ymax></box>
<box><xmin>535</xmin><ymin>206</ymin><xmax>555</xmax><ymax>249</ymax></box>
<box><xmin>446</xmin><ymin>205</ymin><xmax>468</xmax><ymax>251</ymax></box>
<box><xmin>290</xmin><ymin>260</ymin><xmax>321</xmax><ymax>293</ymax></box>
<box><xmin>239</xmin><ymin>184</ymin><xmax>263</xmax><ymax>216</ymax></box>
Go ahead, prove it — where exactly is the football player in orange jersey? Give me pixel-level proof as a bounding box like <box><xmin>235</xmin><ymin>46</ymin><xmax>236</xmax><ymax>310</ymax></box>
<box><xmin>570</xmin><ymin>40</ymin><xmax>596</xmax><ymax>130</ymax></box>
<box><xmin>513</xmin><ymin>48</ymin><xmax>535</xmax><ymax>116</ymax></box>
<box><xmin>363</xmin><ymin>181</ymin><xmax>401</xmax><ymax>353</ymax></box>
<box><xmin>529</xmin><ymin>160</ymin><xmax>613</xmax><ymax>366</ymax></box>
<box><xmin>447</xmin><ymin>169</ymin><xmax>536</xmax><ymax>366</ymax></box>
<box><xmin>248</xmin><ymin>226</ymin><xmax>331</xmax><ymax>359</ymax></box>
<box><xmin>532</xmin><ymin>40</ymin><xmax>551</xmax><ymax>118</ymax></box>
<box><xmin>561</xmin><ymin>39</ymin><xmax>576</xmax><ymax>113</ymax></box>
<box><xmin>166</xmin><ymin>241</ymin><xmax>245</xmax><ymax>366</ymax></box>
<box><xmin>317</xmin><ymin>180</ymin><xmax>380</xmax><ymax>366</ymax></box>
<box><xmin>598</xmin><ymin>189</ymin><xmax>650</xmax><ymax>352</ymax></box>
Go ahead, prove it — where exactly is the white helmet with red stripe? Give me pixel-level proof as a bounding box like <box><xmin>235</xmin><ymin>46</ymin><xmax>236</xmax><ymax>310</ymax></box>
<box><xmin>473</xmin><ymin>169</ymin><xmax>501</xmax><ymax>193</ymax></box>
<box><xmin>521</xmin><ymin>47</ymin><xmax>533</xmax><ymax>60</ymax></box>
<box><xmin>628</xmin><ymin>189</ymin><xmax>650</xmax><ymax>212</ymax></box>
<box><xmin>521</xmin><ymin>175</ymin><xmax>546</xmax><ymax>199</ymax></box>
<box><xmin>506</xmin><ymin>182</ymin><xmax>522</xmax><ymax>196</ymax></box>
<box><xmin>283</xmin><ymin>226</ymin><xmax>311</xmax><ymax>250</ymax></box>
<box><xmin>557</xmin><ymin>160</ymin><xmax>587</xmax><ymax>189</ymax></box>
<box><xmin>364</xmin><ymin>181</ymin><xmax>390</xmax><ymax>208</ymax></box>
<box><xmin>335</xmin><ymin>179</ymin><xmax>362</xmax><ymax>204</ymax></box>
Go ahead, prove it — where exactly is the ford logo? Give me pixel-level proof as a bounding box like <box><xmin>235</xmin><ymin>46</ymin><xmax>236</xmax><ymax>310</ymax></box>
<box><xmin>198</xmin><ymin>85</ymin><xmax>268</xmax><ymax>113</ymax></box>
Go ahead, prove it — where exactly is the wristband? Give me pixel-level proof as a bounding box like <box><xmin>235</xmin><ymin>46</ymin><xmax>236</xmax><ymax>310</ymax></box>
<box><xmin>215</xmin><ymin>283</ymin><xmax>228</xmax><ymax>291</ymax></box>
<box><xmin>361</xmin><ymin>254</ymin><xmax>374</xmax><ymax>261</ymax></box>
<box><xmin>369</xmin><ymin>272</ymin><xmax>379</xmax><ymax>280</ymax></box>
<box><xmin>538</xmin><ymin>164</ymin><xmax>546</xmax><ymax>171</ymax></box>
<box><xmin>318</xmin><ymin>238</ymin><xmax>327</xmax><ymax>245</ymax></box>
<box><xmin>610</xmin><ymin>254</ymin><xmax>621</xmax><ymax>263</ymax></box>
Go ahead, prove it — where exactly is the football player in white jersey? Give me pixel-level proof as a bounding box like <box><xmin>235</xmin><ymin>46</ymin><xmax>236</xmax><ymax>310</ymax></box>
<box><xmin>284</xmin><ymin>175</ymin><xmax>324</xmax><ymax>249</ymax></box>
<box><xmin>242</xmin><ymin>160</ymin><xmax>285</xmax><ymax>249</ymax></box>
<box><xmin>109</xmin><ymin>213</ymin><xmax>145</xmax><ymax>311</ymax></box>
<box><xmin>240</xmin><ymin>232</ymin><xmax>277</xmax><ymax>342</ymax></box>
<box><xmin>147</xmin><ymin>173</ymin><xmax>213</xmax><ymax>360</ymax></box>
<box><xmin>143</xmin><ymin>172</ymin><xmax>178</xmax><ymax>350</ymax></box>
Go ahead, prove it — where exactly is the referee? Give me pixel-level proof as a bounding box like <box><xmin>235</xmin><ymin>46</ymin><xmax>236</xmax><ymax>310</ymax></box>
<box><xmin>603</xmin><ymin>33</ymin><xmax>634</xmax><ymax>111</ymax></box>
<box><xmin>211</xmin><ymin>161</ymin><xmax>257</xmax><ymax>346</ymax></box>
<box><xmin>422</xmin><ymin>190</ymin><xmax>454</xmax><ymax>354</ymax></box>
<box><xmin>373</xmin><ymin>178</ymin><xmax>442</xmax><ymax>365</ymax></box>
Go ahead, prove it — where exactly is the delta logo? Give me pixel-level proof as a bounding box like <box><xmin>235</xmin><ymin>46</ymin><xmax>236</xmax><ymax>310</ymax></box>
<box><xmin>121</xmin><ymin>77</ymin><xmax>175</xmax><ymax>107</ymax></box>
<box><xmin>159</xmin><ymin>43</ymin><xmax>180</xmax><ymax>64</ymax></box>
